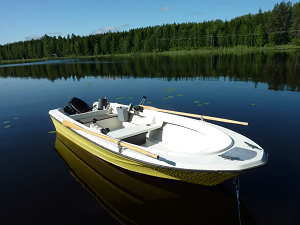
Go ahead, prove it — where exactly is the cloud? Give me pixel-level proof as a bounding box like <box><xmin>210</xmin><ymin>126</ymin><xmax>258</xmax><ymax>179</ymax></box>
<box><xmin>93</xmin><ymin>26</ymin><xmax>120</xmax><ymax>34</ymax></box>
<box><xmin>158</xmin><ymin>6</ymin><xmax>171</xmax><ymax>11</ymax></box>
<box><xmin>25</xmin><ymin>35</ymin><xmax>43</xmax><ymax>41</ymax></box>
<box><xmin>121</xmin><ymin>24</ymin><xmax>130</xmax><ymax>27</ymax></box>
<box><xmin>47</xmin><ymin>32</ymin><xmax>63</xmax><ymax>35</ymax></box>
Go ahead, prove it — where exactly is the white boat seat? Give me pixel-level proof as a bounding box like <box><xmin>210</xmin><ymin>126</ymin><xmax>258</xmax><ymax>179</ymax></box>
<box><xmin>108</xmin><ymin>123</ymin><xmax>162</xmax><ymax>140</ymax></box>
<box><xmin>77</xmin><ymin>114</ymin><xmax>117</xmax><ymax>124</ymax></box>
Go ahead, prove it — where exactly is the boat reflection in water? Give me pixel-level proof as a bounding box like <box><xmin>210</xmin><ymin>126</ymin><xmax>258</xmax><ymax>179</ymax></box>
<box><xmin>54</xmin><ymin>132</ymin><xmax>256</xmax><ymax>225</ymax></box>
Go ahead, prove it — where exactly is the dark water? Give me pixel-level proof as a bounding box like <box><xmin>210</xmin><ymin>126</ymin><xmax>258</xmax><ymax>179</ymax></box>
<box><xmin>1</xmin><ymin>51</ymin><xmax>300</xmax><ymax>224</ymax></box>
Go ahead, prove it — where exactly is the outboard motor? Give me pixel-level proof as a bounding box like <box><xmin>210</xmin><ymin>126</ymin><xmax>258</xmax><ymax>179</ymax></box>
<box><xmin>64</xmin><ymin>105</ymin><xmax>76</xmax><ymax>115</ymax></box>
<box><xmin>64</xmin><ymin>97</ymin><xmax>92</xmax><ymax>115</ymax></box>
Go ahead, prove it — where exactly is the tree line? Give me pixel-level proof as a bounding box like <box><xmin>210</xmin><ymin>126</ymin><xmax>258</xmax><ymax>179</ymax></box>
<box><xmin>1</xmin><ymin>1</ymin><xmax>300</xmax><ymax>61</ymax></box>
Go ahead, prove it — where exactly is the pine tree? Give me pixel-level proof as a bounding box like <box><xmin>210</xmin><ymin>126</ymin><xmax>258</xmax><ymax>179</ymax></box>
<box><xmin>50</xmin><ymin>36</ymin><xmax>57</xmax><ymax>54</ymax></box>
<box><xmin>94</xmin><ymin>43</ymin><xmax>99</xmax><ymax>55</ymax></box>
<box><xmin>291</xmin><ymin>2</ymin><xmax>300</xmax><ymax>40</ymax></box>
<box><xmin>56</xmin><ymin>36</ymin><xmax>63</xmax><ymax>56</ymax></box>
<box><xmin>255</xmin><ymin>24</ymin><xmax>266</xmax><ymax>47</ymax></box>
<box><xmin>266</xmin><ymin>1</ymin><xmax>292</xmax><ymax>44</ymax></box>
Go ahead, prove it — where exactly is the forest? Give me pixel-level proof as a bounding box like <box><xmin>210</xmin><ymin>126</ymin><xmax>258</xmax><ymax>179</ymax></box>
<box><xmin>1</xmin><ymin>1</ymin><xmax>300</xmax><ymax>61</ymax></box>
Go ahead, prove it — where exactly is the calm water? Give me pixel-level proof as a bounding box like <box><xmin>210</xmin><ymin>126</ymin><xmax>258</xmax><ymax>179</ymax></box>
<box><xmin>1</xmin><ymin>51</ymin><xmax>300</xmax><ymax>224</ymax></box>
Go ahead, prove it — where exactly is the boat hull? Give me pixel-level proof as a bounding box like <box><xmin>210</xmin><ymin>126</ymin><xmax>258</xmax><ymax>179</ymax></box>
<box><xmin>54</xmin><ymin>132</ymin><xmax>256</xmax><ymax>224</ymax></box>
<box><xmin>51</xmin><ymin>117</ymin><xmax>241</xmax><ymax>186</ymax></box>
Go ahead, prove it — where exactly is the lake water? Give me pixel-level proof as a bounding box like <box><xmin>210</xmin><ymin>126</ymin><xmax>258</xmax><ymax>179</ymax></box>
<box><xmin>1</xmin><ymin>51</ymin><xmax>300</xmax><ymax>224</ymax></box>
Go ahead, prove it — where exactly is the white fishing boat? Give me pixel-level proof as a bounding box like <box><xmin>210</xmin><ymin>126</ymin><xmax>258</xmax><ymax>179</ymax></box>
<box><xmin>49</xmin><ymin>96</ymin><xmax>268</xmax><ymax>186</ymax></box>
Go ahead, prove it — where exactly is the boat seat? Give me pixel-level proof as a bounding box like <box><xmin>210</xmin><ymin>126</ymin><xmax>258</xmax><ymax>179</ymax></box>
<box><xmin>77</xmin><ymin>114</ymin><xmax>118</xmax><ymax>124</ymax></box>
<box><xmin>108</xmin><ymin>122</ymin><xmax>162</xmax><ymax>140</ymax></box>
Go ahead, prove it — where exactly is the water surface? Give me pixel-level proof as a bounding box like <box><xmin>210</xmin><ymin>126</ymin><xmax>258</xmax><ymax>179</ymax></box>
<box><xmin>1</xmin><ymin>51</ymin><xmax>300</xmax><ymax>224</ymax></box>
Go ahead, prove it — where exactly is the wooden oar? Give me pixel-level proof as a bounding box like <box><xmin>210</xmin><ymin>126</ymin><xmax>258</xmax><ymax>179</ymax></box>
<box><xmin>62</xmin><ymin>120</ymin><xmax>159</xmax><ymax>159</ymax></box>
<box><xmin>141</xmin><ymin>105</ymin><xmax>249</xmax><ymax>126</ymax></box>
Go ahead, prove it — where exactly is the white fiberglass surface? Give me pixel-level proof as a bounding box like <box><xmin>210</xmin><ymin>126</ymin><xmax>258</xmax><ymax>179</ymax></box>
<box><xmin>148</xmin><ymin>122</ymin><xmax>232</xmax><ymax>155</ymax></box>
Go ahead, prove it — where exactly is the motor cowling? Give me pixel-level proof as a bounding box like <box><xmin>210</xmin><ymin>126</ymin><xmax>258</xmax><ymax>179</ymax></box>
<box><xmin>64</xmin><ymin>97</ymin><xmax>91</xmax><ymax>115</ymax></box>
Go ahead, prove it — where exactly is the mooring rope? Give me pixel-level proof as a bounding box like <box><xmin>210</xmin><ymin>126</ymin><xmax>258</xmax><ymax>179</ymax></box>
<box><xmin>233</xmin><ymin>176</ymin><xmax>242</xmax><ymax>225</ymax></box>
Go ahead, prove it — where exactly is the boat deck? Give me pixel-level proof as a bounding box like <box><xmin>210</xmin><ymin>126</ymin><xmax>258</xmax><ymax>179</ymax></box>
<box><xmin>142</xmin><ymin>138</ymin><xmax>185</xmax><ymax>153</ymax></box>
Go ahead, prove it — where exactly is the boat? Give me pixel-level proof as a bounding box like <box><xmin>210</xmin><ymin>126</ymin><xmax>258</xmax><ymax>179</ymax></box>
<box><xmin>49</xmin><ymin>96</ymin><xmax>268</xmax><ymax>186</ymax></box>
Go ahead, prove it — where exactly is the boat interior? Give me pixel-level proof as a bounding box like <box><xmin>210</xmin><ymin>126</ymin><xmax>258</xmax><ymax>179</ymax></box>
<box><xmin>64</xmin><ymin>97</ymin><xmax>233</xmax><ymax>155</ymax></box>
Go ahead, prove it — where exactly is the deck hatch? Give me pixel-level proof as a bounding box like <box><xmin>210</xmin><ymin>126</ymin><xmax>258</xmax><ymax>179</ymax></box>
<box><xmin>219</xmin><ymin>147</ymin><xmax>257</xmax><ymax>161</ymax></box>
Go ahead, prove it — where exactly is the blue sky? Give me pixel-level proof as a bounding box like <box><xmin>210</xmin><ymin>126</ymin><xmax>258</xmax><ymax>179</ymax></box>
<box><xmin>1</xmin><ymin>0</ymin><xmax>299</xmax><ymax>45</ymax></box>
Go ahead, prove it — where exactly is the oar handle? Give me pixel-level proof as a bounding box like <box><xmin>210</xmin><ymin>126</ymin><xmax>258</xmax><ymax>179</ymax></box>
<box><xmin>62</xmin><ymin>120</ymin><xmax>159</xmax><ymax>159</ymax></box>
<box><xmin>141</xmin><ymin>105</ymin><xmax>249</xmax><ymax>126</ymax></box>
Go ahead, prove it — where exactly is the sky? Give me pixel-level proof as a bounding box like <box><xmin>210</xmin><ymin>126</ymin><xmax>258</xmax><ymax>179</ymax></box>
<box><xmin>1</xmin><ymin>0</ymin><xmax>299</xmax><ymax>45</ymax></box>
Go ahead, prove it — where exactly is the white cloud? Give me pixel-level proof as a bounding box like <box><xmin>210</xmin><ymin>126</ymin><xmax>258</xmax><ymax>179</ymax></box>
<box><xmin>25</xmin><ymin>35</ymin><xmax>43</xmax><ymax>41</ymax></box>
<box><xmin>93</xmin><ymin>26</ymin><xmax>120</xmax><ymax>34</ymax></box>
<box><xmin>47</xmin><ymin>32</ymin><xmax>63</xmax><ymax>35</ymax></box>
<box><xmin>121</xmin><ymin>24</ymin><xmax>130</xmax><ymax>27</ymax></box>
<box><xmin>159</xmin><ymin>6</ymin><xmax>171</xmax><ymax>11</ymax></box>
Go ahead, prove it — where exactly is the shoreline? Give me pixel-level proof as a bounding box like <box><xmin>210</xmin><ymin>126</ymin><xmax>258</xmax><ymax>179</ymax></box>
<box><xmin>1</xmin><ymin>45</ymin><xmax>300</xmax><ymax>64</ymax></box>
